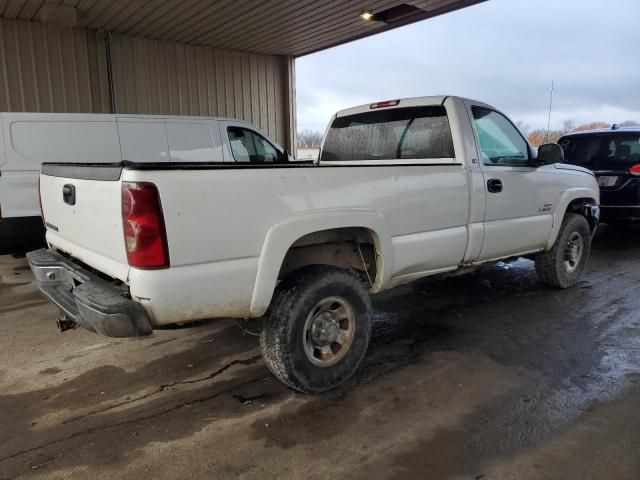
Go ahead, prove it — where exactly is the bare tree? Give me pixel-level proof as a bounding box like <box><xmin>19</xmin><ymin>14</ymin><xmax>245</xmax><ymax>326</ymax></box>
<box><xmin>620</xmin><ymin>120</ymin><xmax>640</xmax><ymax>127</ymax></box>
<box><xmin>529</xmin><ymin>127</ymin><xmax>565</xmax><ymax>146</ymax></box>
<box><xmin>561</xmin><ymin>119</ymin><xmax>576</xmax><ymax>134</ymax></box>
<box><xmin>297</xmin><ymin>129</ymin><xmax>323</xmax><ymax>148</ymax></box>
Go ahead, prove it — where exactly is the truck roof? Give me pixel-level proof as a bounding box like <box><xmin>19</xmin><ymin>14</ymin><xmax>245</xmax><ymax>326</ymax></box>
<box><xmin>333</xmin><ymin>95</ymin><xmax>494</xmax><ymax>118</ymax></box>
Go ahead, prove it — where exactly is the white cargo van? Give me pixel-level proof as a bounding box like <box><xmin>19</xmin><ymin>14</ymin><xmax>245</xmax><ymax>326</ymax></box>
<box><xmin>0</xmin><ymin>112</ymin><xmax>288</xmax><ymax>247</ymax></box>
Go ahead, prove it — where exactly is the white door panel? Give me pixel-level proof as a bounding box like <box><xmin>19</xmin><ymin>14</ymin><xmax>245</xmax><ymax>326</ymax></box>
<box><xmin>480</xmin><ymin>214</ymin><xmax>552</xmax><ymax>261</ymax></box>
<box><xmin>484</xmin><ymin>168</ymin><xmax>542</xmax><ymax>221</ymax></box>
<box><xmin>390</xmin><ymin>226</ymin><xmax>468</xmax><ymax>278</ymax></box>
<box><xmin>0</xmin><ymin>170</ymin><xmax>39</xmax><ymax>218</ymax></box>
<box><xmin>480</xmin><ymin>167</ymin><xmax>553</xmax><ymax>258</ymax></box>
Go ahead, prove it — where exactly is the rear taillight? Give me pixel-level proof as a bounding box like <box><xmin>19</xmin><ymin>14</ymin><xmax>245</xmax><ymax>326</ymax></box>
<box><xmin>629</xmin><ymin>164</ymin><xmax>640</xmax><ymax>176</ymax></box>
<box><xmin>121</xmin><ymin>182</ymin><xmax>169</xmax><ymax>269</ymax></box>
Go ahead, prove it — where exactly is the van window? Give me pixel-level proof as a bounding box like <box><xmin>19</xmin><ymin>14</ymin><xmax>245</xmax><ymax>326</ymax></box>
<box><xmin>8</xmin><ymin>120</ymin><xmax>121</xmax><ymax>168</ymax></box>
<box><xmin>166</xmin><ymin>122</ymin><xmax>216</xmax><ymax>162</ymax></box>
<box><xmin>119</xmin><ymin>121</ymin><xmax>169</xmax><ymax>162</ymax></box>
<box><xmin>227</xmin><ymin>127</ymin><xmax>279</xmax><ymax>163</ymax></box>
<box><xmin>320</xmin><ymin>106</ymin><xmax>454</xmax><ymax>162</ymax></box>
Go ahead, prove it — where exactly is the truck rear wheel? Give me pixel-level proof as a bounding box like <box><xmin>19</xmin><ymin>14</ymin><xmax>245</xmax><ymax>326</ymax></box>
<box><xmin>260</xmin><ymin>265</ymin><xmax>372</xmax><ymax>393</ymax></box>
<box><xmin>535</xmin><ymin>213</ymin><xmax>591</xmax><ymax>288</ymax></box>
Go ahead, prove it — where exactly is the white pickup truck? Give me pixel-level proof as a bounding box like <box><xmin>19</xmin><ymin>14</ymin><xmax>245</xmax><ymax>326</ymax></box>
<box><xmin>28</xmin><ymin>96</ymin><xmax>600</xmax><ymax>393</ymax></box>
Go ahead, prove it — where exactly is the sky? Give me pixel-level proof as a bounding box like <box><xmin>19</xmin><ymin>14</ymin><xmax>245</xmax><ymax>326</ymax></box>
<box><xmin>295</xmin><ymin>0</ymin><xmax>640</xmax><ymax>134</ymax></box>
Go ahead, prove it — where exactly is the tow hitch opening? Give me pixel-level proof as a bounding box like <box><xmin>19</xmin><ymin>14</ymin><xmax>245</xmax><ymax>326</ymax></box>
<box><xmin>56</xmin><ymin>313</ymin><xmax>78</xmax><ymax>333</ymax></box>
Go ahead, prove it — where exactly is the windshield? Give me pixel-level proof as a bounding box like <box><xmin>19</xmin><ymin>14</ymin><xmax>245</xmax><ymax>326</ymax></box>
<box><xmin>320</xmin><ymin>106</ymin><xmax>454</xmax><ymax>162</ymax></box>
<box><xmin>560</xmin><ymin>133</ymin><xmax>640</xmax><ymax>168</ymax></box>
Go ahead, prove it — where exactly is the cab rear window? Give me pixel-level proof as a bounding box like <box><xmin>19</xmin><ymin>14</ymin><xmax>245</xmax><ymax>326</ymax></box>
<box><xmin>320</xmin><ymin>106</ymin><xmax>454</xmax><ymax>162</ymax></box>
<box><xmin>560</xmin><ymin>134</ymin><xmax>640</xmax><ymax>167</ymax></box>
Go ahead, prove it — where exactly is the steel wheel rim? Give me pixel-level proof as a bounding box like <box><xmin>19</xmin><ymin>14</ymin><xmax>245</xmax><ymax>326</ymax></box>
<box><xmin>303</xmin><ymin>296</ymin><xmax>356</xmax><ymax>367</ymax></box>
<box><xmin>563</xmin><ymin>231</ymin><xmax>584</xmax><ymax>273</ymax></box>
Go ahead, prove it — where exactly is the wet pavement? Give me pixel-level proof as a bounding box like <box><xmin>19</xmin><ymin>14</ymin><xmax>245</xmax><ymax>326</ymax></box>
<box><xmin>1</xmin><ymin>224</ymin><xmax>639</xmax><ymax>479</ymax></box>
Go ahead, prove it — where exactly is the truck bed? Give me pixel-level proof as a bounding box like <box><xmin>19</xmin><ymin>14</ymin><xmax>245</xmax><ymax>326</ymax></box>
<box><xmin>40</xmin><ymin>160</ymin><xmax>471</xmax><ymax>325</ymax></box>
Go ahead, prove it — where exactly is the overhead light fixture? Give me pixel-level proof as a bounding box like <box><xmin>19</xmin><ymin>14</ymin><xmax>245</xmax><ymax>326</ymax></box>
<box><xmin>360</xmin><ymin>11</ymin><xmax>376</xmax><ymax>22</ymax></box>
<box><xmin>364</xmin><ymin>4</ymin><xmax>426</xmax><ymax>24</ymax></box>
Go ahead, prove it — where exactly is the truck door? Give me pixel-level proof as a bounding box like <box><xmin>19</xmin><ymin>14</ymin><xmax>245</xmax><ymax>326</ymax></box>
<box><xmin>466</xmin><ymin>104</ymin><xmax>553</xmax><ymax>261</ymax></box>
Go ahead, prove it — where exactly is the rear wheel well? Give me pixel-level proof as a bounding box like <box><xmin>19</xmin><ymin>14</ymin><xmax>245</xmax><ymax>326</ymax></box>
<box><xmin>279</xmin><ymin>228</ymin><xmax>379</xmax><ymax>288</ymax></box>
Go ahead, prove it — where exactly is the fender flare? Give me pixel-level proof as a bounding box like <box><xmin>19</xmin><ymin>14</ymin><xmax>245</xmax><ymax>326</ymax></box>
<box><xmin>545</xmin><ymin>188</ymin><xmax>598</xmax><ymax>250</ymax></box>
<box><xmin>249</xmin><ymin>209</ymin><xmax>392</xmax><ymax>317</ymax></box>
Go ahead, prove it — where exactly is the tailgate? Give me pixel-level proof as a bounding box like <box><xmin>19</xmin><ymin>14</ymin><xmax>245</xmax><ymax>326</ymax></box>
<box><xmin>40</xmin><ymin>164</ymin><xmax>130</xmax><ymax>282</ymax></box>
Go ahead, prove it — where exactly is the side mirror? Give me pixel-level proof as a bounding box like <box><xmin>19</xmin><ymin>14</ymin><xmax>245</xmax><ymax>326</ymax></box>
<box><xmin>535</xmin><ymin>143</ymin><xmax>564</xmax><ymax>166</ymax></box>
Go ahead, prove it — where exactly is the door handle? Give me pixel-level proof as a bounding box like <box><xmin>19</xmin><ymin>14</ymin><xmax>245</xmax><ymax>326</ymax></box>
<box><xmin>487</xmin><ymin>178</ymin><xmax>503</xmax><ymax>193</ymax></box>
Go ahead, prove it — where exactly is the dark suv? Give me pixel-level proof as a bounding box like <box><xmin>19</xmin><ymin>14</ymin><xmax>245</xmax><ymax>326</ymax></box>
<box><xmin>558</xmin><ymin>126</ymin><xmax>640</xmax><ymax>224</ymax></box>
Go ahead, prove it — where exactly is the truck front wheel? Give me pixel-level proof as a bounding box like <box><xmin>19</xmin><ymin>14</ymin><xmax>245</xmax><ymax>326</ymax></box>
<box><xmin>260</xmin><ymin>265</ymin><xmax>372</xmax><ymax>393</ymax></box>
<box><xmin>535</xmin><ymin>213</ymin><xmax>592</xmax><ymax>288</ymax></box>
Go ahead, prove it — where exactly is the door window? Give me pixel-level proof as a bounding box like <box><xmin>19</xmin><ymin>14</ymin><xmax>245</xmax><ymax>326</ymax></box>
<box><xmin>166</xmin><ymin>122</ymin><xmax>216</xmax><ymax>162</ymax></box>
<box><xmin>227</xmin><ymin>126</ymin><xmax>280</xmax><ymax>163</ymax></box>
<box><xmin>119</xmin><ymin>121</ymin><xmax>169</xmax><ymax>162</ymax></box>
<box><xmin>472</xmin><ymin>107</ymin><xmax>530</xmax><ymax>167</ymax></box>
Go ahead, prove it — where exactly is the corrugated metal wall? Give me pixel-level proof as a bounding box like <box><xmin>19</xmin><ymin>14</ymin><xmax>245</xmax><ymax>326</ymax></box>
<box><xmin>109</xmin><ymin>34</ymin><xmax>289</xmax><ymax>144</ymax></box>
<box><xmin>0</xmin><ymin>18</ymin><xmax>294</xmax><ymax>147</ymax></box>
<box><xmin>0</xmin><ymin>17</ymin><xmax>110</xmax><ymax>113</ymax></box>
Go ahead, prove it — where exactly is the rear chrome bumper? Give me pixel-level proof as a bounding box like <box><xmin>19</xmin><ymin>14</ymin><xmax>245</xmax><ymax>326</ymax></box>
<box><xmin>27</xmin><ymin>249</ymin><xmax>152</xmax><ymax>337</ymax></box>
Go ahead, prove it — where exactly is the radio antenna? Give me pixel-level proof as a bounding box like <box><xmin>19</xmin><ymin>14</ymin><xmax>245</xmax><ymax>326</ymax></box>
<box><xmin>545</xmin><ymin>81</ymin><xmax>554</xmax><ymax>143</ymax></box>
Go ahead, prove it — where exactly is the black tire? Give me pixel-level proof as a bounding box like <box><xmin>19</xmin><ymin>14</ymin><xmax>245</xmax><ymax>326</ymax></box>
<box><xmin>260</xmin><ymin>265</ymin><xmax>372</xmax><ymax>393</ymax></box>
<box><xmin>535</xmin><ymin>213</ymin><xmax>591</xmax><ymax>288</ymax></box>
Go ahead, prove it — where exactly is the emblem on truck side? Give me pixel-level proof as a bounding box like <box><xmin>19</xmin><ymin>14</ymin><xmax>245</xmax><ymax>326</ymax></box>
<box><xmin>539</xmin><ymin>203</ymin><xmax>553</xmax><ymax>213</ymax></box>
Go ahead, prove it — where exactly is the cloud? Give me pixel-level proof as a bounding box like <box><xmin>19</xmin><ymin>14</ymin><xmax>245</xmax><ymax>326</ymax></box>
<box><xmin>296</xmin><ymin>0</ymin><xmax>640</xmax><ymax>131</ymax></box>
